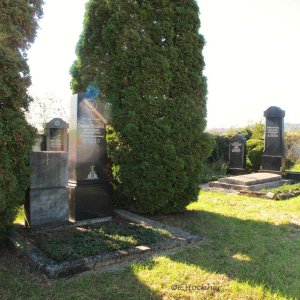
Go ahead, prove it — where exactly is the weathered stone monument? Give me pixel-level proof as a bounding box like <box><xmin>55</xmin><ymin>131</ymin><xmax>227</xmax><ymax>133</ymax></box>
<box><xmin>228</xmin><ymin>134</ymin><xmax>246</xmax><ymax>175</ymax></box>
<box><xmin>68</xmin><ymin>92</ymin><xmax>113</xmax><ymax>221</ymax></box>
<box><xmin>260</xmin><ymin>106</ymin><xmax>285</xmax><ymax>174</ymax></box>
<box><xmin>25</xmin><ymin>152</ymin><xmax>69</xmax><ymax>226</ymax></box>
<box><xmin>45</xmin><ymin>118</ymin><xmax>69</xmax><ymax>151</ymax></box>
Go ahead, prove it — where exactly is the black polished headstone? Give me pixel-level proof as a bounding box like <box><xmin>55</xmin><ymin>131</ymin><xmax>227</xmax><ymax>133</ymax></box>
<box><xmin>260</xmin><ymin>106</ymin><xmax>285</xmax><ymax>174</ymax></box>
<box><xmin>228</xmin><ymin>134</ymin><xmax>247</xmax><ymax>175</ymax></box>
<box><xmin>68</xmin><ymin>93</ymin><xmax>113</xmax><ymax>221</ymax></box>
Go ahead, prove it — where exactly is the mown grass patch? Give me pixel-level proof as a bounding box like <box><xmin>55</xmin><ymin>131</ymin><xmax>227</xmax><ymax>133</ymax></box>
<box><xmin>3</xmin><ymin>190</ymin><xmax>300</xmax><ymax>299</ymax></box>
<box><xmin>287</xmin><ymin>164</ymin><xmax>300</xmax><ymax>172</ymax></box>
<box><xmin>262</xmin><ymin>183</ymin><xmax>300</xmax><ymax>194</ymax></box>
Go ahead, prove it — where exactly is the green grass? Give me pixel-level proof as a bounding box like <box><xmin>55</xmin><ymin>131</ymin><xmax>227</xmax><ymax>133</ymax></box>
<box><xmin>2</xmin><ymin>190</ymin><xmax>300</xmax><ymax>299</ymax></box>
<box><xmin>287</xmin><ymin>164</ymin><xmax>300</xmax><ymax>172</ymax></box>
<box><xmin>14</xmin><ymin>206</ymin><xmax>25</xmax><ymax>225</ymax></box>
<box><xmin>34</xmin><ymin>224</ymin><xmax>171</xmax><ymax>262</ymax></box>
<box><xmin>262</xmin><ymin>183</ymin><xmax>300</xmax><ymax>194</ymax></box>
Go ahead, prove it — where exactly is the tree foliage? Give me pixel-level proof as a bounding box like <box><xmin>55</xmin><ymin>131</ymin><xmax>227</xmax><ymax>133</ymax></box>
<box><xmin>285</xmin><ymin>131</ymin><xmax>300</xmax><ymax>169</ymax></box>
<box><xmin>0</xmin><ymin>0</ymin><xmax>43</xmax><ymax>241</ymax></box>
<box><xmin>207</xmin><ymin>134</ymin><xmax>229</xmax><ymax>163</ymax></box>
<box><xmin>26</xmin><ymin>94</ymin><xmax>69</xmax><ymax>133</ymax></box>
<box><xmin>246</xmin><ymin>139</ymin><xmax>264</xmax><ymax>172</ymax></box>
<box><xmin>71</xmin><ymin>0</ymin><xmax>210</xmax><ymax>213</ymax></box>
<box><xmin>246</xmin><ymin>121</ymin><xmax>264</xmax><ymax>140</ymax></box>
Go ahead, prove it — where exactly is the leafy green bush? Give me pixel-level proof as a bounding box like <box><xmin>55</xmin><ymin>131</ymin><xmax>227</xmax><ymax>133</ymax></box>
<box><xmin>225</xmin><ymin>122</ymin><xmax>265</xmax><ymax>141</ymax></box>
<box><xmin>246</xmin><ymin>139</ymin><xmax>264</xmax><ymax>172</ymax></box>
<box><xmin>288</xmin><ymin>162</ymin><xmax>300</xmax><ymax>172</ymax></box>
<box><xmin>247</xmin><ymin>122</ymin><xmax>264</xmax><ymax>140</ymax></box>
<box><xmin>0</xmin><ymin>1</ymin><xmax>42</xmax><ymax>242</ymax></box>
<box><xmin>199</xmin><ymin>160</ymin><xmax>228</xmax><ymax>183</ymax></box>
<box><xmin>285</xmin><ymin>131</ymin><xmax>300</xmax><ymax>169</ymax></box>
<box><xmin>71</xmin><ymin>0</ymin><xmax>211</xmax><ymax>214</ymax></box>
<box><xmin>0</xmin><ymin>110</ymin><xmax>35</xmax><ymax>241</ymax></box>
<box><xmin>207</xmin><ymin>134</ymin><xmax>229</xmax><ymax>163</ymax></box>
<box><xmin>225</xmin><ymin>128</ymin><xmax>253</xmax><ymax>140</ymax></box>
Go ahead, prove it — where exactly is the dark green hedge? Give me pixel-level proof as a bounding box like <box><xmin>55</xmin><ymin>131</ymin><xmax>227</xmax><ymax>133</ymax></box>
<box><xmin>207</xmin><ymin>134</ymin><xmax>229</xmax><ymax>163</ymax></box>
<box><xmin>71</xmin><ymin>0</ymin><xmax>211</xmax><ymax>214</ymax></box>
<box><xmin>246</xmin><ymin>139</ymin><xmax>264</xmax><ymax>172</ymax></box>
<box><xmin>0</xmin><ymin>1</ymin><xmax>42</xmax><ymax>242</ymax></box>
<box><xmin>0</xmin><ymin>110</ymin><xmax>35</xmax><ymax>241</ymax></box>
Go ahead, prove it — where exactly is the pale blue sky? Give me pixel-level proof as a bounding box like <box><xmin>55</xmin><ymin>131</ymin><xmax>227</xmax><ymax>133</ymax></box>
<box><xmin>28</xmin><ymin>0</ymin><xmax>300</xmax><ymax>129</ymax></box>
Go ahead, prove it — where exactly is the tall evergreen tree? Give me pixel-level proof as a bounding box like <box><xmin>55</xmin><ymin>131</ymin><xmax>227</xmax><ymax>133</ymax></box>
<box><xmin>0</xmin><ymin>0</ymin><xmax>43</xmax><ymax>241</ymax></box>
<box><xmin>71</xmin><ymin>0</ymin><xmax>211</xmax><ymax>214</ymax></box>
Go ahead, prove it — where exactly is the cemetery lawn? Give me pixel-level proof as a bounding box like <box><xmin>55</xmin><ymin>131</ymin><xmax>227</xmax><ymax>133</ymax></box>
<box><xmin>262</xmin><ymin>182</ymin><xmax>300</xmax><ymax>194</ymax></box>
<box><xmin>2</xmin><ymin>190</ymin><xmax>300</xmax><ymax>299</ymax></box>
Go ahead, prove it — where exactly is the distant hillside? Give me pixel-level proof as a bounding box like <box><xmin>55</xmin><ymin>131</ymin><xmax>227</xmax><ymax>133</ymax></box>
<box><xmin>285</xmin><ymin>123</ymin><xmax>300</xmax><ymax>132</ymax></box>
<box><xmin>206</xmin><ymin>128</ymin><xmax>228</xmax><ymax>135</ymax></box>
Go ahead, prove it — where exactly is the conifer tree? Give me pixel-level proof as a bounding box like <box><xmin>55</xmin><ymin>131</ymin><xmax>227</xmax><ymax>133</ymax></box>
<box><xmin>71</xmin><ymin>0</ymin><xmax>211</xmax><ymax>213</ymax></box>
<box><xmin>0</xmin><ymin>0</ymin><xmax>43</xmax><ymax>241</ymax></box>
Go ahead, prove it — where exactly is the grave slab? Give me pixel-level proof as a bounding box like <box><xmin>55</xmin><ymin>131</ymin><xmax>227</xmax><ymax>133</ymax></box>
<box><xmin>218</xmin><ymin>172</ymin><xmax>281</xmax><ymax>186</ymax></box>
<box><xmin>209</xmin><ymin>172</ymin><xmax>291</xmax><ymax>191</ymax></box>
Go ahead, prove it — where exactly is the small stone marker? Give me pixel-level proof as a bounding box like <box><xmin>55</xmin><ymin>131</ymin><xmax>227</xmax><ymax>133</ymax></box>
<box><xmin>260</xmin><ymin>106</ymin><xmax>285</xmax><ymax>174</ymax></box>
<box><xmin>45</xmin><ymin>118</ymin><xmax>69</xmax><ymax>151</ymax></box>
<box><xmin>228</xmin><ymin>134</ymin><xmax>246</xmax><ymax>175</ymax></box>
<box><xmin>68</xmin><ymin>92</ymin><xmax>113</xmax><ymax>221</ymax></box>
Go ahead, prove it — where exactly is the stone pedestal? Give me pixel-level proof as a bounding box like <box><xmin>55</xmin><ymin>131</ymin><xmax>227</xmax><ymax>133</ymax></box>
<box><xmin>68</xmin><ymin>93</ymin><xmax>113</xmax><ymax>221</ymax></box>
<box><xmin>209</xmin><ymin>172</ymin><xmax>290</xmax><ymax>191</ymax></box>
<box><xmin>45</xmin><ymin>118</ymin><xmax>69</xmax><ymax>151</ymax></box>
<box><xmin>25</xmin><ymin>152</ymin><xmax>69</xmax><ymax>227</ymax></box>
<box><xmin>228</xmin><ymin>134</ymin><xmax>247</xmax><ymax>175</ymax></box>
<box><xmin>260</xmin><ymin>106</ymin><xmax>285</xmax><ymax>174</ymax></box>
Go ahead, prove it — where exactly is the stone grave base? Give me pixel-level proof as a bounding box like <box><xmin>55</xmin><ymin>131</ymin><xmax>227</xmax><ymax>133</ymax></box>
<box><xmin>209</xmin><ymin>172</ymin><xmax>292</xmax><ymax>191</ymax></box>
<box><xmin>9</xmin><ymin>210</ymin><xmax>201</xmax><ymax>278</ymax></box>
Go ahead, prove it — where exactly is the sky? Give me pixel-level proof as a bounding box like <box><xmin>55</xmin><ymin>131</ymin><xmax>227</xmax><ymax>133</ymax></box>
<box><xmin>27</xmin><ymin>0</ymin><xmax>300</xmax><ymax>129</ymax></box>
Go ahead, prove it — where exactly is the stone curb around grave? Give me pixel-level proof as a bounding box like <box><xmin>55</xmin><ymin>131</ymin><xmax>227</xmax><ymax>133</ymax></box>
<box><xmin>238</xmin><ymin>189</ymin><xmax>300</xmax><ymax>200</ymax></box>
<box><xmin>8</xmin><ymin>210</ymin><xmax>202</xmax><ymax>279</ymax></box>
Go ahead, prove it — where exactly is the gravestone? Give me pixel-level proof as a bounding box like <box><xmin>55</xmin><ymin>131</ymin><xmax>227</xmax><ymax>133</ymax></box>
<box><xmin>45</xmin><ymin>118</ymin><xmax>69</xmax><ymax>151</ymax></box>
<box><xmin>260</xmin><ymin>106</ymin><xmax>285</xmax><ymax>174</ymax></box>
<box><xmin>25</xmin><ymin>152</ymin><xmax>68</xmax><ymax>226</ymax></box>
<box><xmin>68</xmin><ymin>92</ymin><xmax>113</xmax><ymax>221</ymax></box>
<box><xmin>228</xmin><ymin>134</ymin><xmax>247</xmax><ymax>175</ymax></box>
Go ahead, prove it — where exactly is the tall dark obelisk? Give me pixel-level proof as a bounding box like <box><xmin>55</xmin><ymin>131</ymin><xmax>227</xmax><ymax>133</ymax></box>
<box><xmin>68</xmin><ymin>92</ymin><xmax>113</xmax><ymax>221</ymax></box>
<box><xmin>260</xmin><ymin>106</ymin><xmax>285</xmax><ymax>174</ymax></box>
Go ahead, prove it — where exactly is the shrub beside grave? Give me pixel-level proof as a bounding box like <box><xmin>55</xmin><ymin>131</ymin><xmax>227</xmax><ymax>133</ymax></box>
<box><xmin>71</xmin><ymin>1</ymin><xmax>211</xmax><ymax>213</ymax></box>
<box><xmin>0</xmin><ymin>1</ymin><xmax>42</xmax><ymax>242</ymax></box>
<box><xmin>246</xmin><ymin>139</ymin><xmax>264</xmax><ymax>172</ymax></box>
<box><xmin>207</xmin><ymin>134</ymin><xmax>229</xmax><ymax>163</ymax></box>
<box><xmin>285</xmin><ymin>131</ymin><xmax>300</xmax><ymax>169</ymax></box>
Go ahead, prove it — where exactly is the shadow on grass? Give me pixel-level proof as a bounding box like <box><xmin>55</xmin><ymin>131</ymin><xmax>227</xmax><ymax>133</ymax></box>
<box><xmin>2</xmin><ymin>210</ymin><xmax>300</xmax><ymax>299</ymax></box>
<box><xmin>0</xmin><ymin>244</ymin><xmax>162</xmax><ymax>300</ymax></box>
<box><xmin>157</xmin><ymin>210</ymin><xmax>300</xmax><ymax>299</ymax></box>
